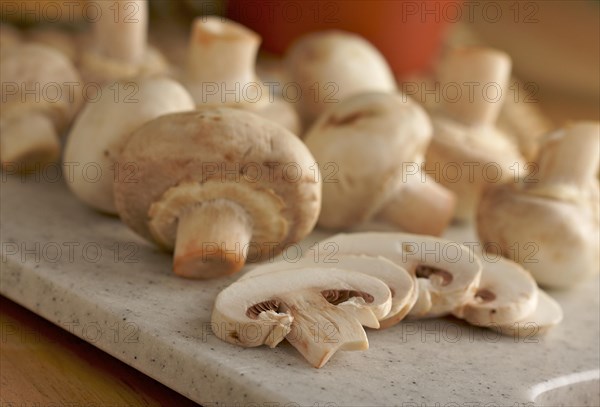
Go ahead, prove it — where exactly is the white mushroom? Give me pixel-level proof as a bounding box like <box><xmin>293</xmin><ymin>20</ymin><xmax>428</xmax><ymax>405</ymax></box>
<box><xmin>26</xmin><ymin>26</ymin><xmax>83</xmax><ymax>63</ymax></box>
<box><xmin>0</xmin><ymin>44</ymin><xmax>82</xmax><ymax>171</ymax></box>
<box><xmin>304</xmin><ymin>92</ymin><xmax>456</xmax><ymax>235</ymax></box>
<box><xmin>240</xmin><ymin>254</ymin><xmax>416</xmax><ymax>329</ymax></box>
<box><xmin>114</xmin><ymin>108</ymin><xmax>321</xmax><ymax>279</ymax></box>
<box><xmin>424</xmin><ymin>47</ymin><xmax>526</xmax><ymax>221</ymax></box>
<box><xmin>211</xmin><ymin>268</ymin><xmax>392</xmax><ymax>368</ymax></box>
<box><xmin>489</xmin><ymin>289</ymin><xmax>563</xmax><ymax>337</ymax></box>
<box><xmin>63</xmin><ymin>77</ymin><xmax>195</xmax><ymax>214</ymax></box>
<box><xmin>477</xmin><ymin>122</ymin><xmax>600</xmax><ymax>288</ymax></box>
<box><xmin>453</xmin><ymin>257</ymin><xmax>539</xmax><ymax>326</ymax></box>
<box><xmin>285</xmin><ymin>30</ymin><xmax>397</xmax><ymax>126</ymax></box>
<box><xmin>315</xmin><ymin>232</ymin><xmax>482</xmax><ymax>319</ymax></box>
<box><xmin>180</xmin><ymin>17</ymin><xmax>300</xmax><ymax>134</ymax></box>
<box><xmin>80</xmin><ymin>0</ymin><xmax>168</xmax><ymax>85</ymax></box>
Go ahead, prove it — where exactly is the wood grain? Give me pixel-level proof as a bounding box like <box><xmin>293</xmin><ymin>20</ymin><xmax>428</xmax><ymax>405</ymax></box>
<box><xmin>0</xmin><ymin>296</ymin><xmax>199</xmax><ymax>406</ymax></box>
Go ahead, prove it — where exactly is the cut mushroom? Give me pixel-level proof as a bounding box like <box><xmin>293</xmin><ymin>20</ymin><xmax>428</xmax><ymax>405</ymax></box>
<box><xmin>477</xmin><ymin>122</ymin><xmax>600</xmax><ymax>288</ymax></box>
<box><xmin>240</xmin><ymin>254</ymin><xmax>415</xmax><ymax>329</ymax></box>
<box><xmin>285</xmin><ymin>30</ymin><xmax>397</xmax><ymax>127</ymax></box>
<box><xmin>315</xmin><ymin>232</ymin><xmax>482</xmax><ymax>318</ymax></box>
<box><xmin>113</xmin><ymin>108</ymin><xmax>321</xmax><ymax>279</ymax></box>
<box><xmin>211</xmin><ymin>267</ymin><xmax>392</xmax><ymax>368</ymax></box>
<box><xmin>304</xmin><ymin>92</ymin><xmax>456</xmax><ymax>235</ymax></box>
<box><xmin>489</xmin><ymin>289</ymin><xmax>563</xmax><ymax>337</ymax></box>
<box><xmin>0</xmin><ymin>44</ymin><xmax>82</xmax><ymax>171</ymax></box>
<box><xmin>424</xmin><ymin>47</ymin><xmax>526</xmax><ymax>221</ymax></box>
<box><xmin>180</xmin><ymin>17</ymin><xmax>300</xmax><ymax>134</ymax></box>
<box><xmin>63</xmin><ymin>77</ymin><xmax>195</xmax><ymax>214</ymax></box>
<box><xmin>453</xmin><ymin>257</ymin><xmax>538</xmax><ymax>326</ymax></box>
<box><xmin>80</xmin><ymin>0</ymin><xmax>168</xmax><ymax>85</ymax></box>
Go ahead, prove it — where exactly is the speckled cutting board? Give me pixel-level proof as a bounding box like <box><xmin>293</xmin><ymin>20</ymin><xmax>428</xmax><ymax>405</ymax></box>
<box><xmin>1</xmin><ymin>175</ymin><xmax>599</xmax><ymax>406</ymax></box>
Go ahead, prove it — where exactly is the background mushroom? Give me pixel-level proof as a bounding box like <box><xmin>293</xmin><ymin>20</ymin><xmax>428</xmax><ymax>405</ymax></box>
<box><xmin>304</xmin><ymin>92</ymin><xmax>456</xmax><ymax>235</ymax></box>
<box><xmin>80</xmin><ymin>0</ymin><xmax>168</xmax><ymax>85</ymax></box>
<box><xmin>0</xmin><ymin>23</ymin><xmax>21</xmax><ymax>59</ymax></box>
<box><xmin>240</xmin><ymin>254</ymin><xmax>416</xmax><ymax>329</ymax></box>
<box><xmin>285</xmin><ymin>30</ymin><xmax>397</xmax><ymax>127</ymax></box>
<box><xmin>477</xmin><ymin>122</ymin><xmax>600</xmax><ymax>288</ymax></box>
<box><xmin>0</xmin><ymin>44</ymin><xmax>82</xmax><ymax>171</ymax></box>
<box><xmin>181</xmin><ymin>16</ymin><xmax>300</xmax><ymax>135</ymax></box>
<box><xmin>211</xmin><ymin>267</ymin><xmax>392</xmax><ymax>368</ymax></box>
<box><xmin>63</xmin><ymin>77</ymin><xmax>195</xmax><ymax>213</ymax></box>
<box><xmin>424</xmin><ymin>47</ymin><xmax>526</xmax><ymax>221</ymax></box>
<box><xmin>114</xmin><ymin>108</ymin><xmax>321</xmax><ymax>279</ymax></box>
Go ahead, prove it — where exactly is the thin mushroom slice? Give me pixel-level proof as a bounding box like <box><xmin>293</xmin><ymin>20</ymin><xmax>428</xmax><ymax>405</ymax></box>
<box><xmin>453</xmin><ymin>257</ymin><xmax>538</xmax><ymax>326</ymax></box>
<box><xmin>241</xmin><ymin>254</ymin><xmax>415</xmax><ymax>328</ymax></box>
<box><xmin>211</xmin><ymin>268</ymin><xmax>392</xmax><ymax>368</ymax></box>
<box><xmin>316</xmin><ymin>232</ymin><xmax>482</xmax><ymax>318</ymax></box>
<box><xmin>489</xmin><ymin>289</ymin><xmax>563</xmax><ymax>337</ymax></box>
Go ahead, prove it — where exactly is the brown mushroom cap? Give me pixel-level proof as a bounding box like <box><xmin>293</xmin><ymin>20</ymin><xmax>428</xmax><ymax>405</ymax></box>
<box><xmin>114</xmin><ymin>108</ymin><xmax>321</xmax><ymax>262</ymax></box>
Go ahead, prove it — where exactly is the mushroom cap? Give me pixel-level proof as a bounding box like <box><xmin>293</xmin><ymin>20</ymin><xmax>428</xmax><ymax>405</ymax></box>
<box><xmin>114</xmin><ymin>108</ymin><xmax>321</xmax><ymax>260</ymax></box>
<box><xmin>304</xmin><ymin>92</ymin><xmax>432</xmax><ymax>229</ymax></box>
<box><xmin>211</xmin><ymin>267</ymin><xmax>392</xmax><ymax>348</ymax></box>
<box><xmin>240</xmin><ymin>254</ymin><xmax>416</xmax><ymax>329</ymax></box>
<box><xmin>315</xmin><ymin>232</ymin><xmax>482</xmax><ymax>318</ymax></box>
<box><xmin>477</xmin><ymin>181</ymin><xmax>600</xmax><ymax>288</ymax></box>
<box><xmin>63</xmin><ymin>77</ymin><xmax>195</xmax><ymax>214</ymax></box>
<box><xmin>453</xmin><ymin>256</ymin><xmax>538</xmax><ymax>326</ymax></box>
<box><xmin>425</xmin><ymin>117</ymin><xmax>525</xmax><ymax>220</ymax></box>
<box><xmin>0</xmin><ymin>44</ymin><xmax>82</xmax><ymax>130</ymax></box>
<box><xmin>285</xmin><ymin>30</ymin><xmax>397</xmax><ymax>122</ymax></box>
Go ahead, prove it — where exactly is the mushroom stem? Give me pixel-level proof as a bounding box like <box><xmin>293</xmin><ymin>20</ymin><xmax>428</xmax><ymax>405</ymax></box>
<box><xmin>92</xmin><ymin>0</ymin><xmax>147</xmax><ymax>66</ymax></box>
<box><xmin>0</xmin><ymin>114</ymin><xmax>59</xmax><ymax>171</ymax></box>
<box><xmin>173</xmin><ymin>199</ymin><xmax>253</xmax><ymax>279</ymax></box>
<box><xmin>281</xmin><ymin>290</ymin><xmax>368</xmax><ymax>368</ymax></box>
<box><xmin>184</xmin><ymin>17</ymin><xmax>261</xmax><ymax>106</ymax></box>
<box><xmin>531</xmin><ymin>122</ymin><xmax>600</xmax><ymax>190</ymax></box>
<box><xmin>376</xmin><ymin>171</ymin><xmax>456</xmax><ymax>236</ymax></box>
<box><xmin>438</xmin><ymin>48</ymin><xmax>511</xmax><ymax>127</ymax></box>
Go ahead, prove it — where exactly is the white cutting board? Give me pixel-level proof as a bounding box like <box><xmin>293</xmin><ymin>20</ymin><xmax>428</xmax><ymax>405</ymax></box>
<box><xmin>1</xmin><ymin>175</ymin><xmax>598</xmax><ymax>406</ymax></box>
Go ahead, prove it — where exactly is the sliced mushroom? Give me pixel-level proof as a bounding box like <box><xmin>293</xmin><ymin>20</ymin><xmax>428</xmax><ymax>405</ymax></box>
<box><xmin>240</xmin><ymin>254</ymin><xmax>415</xmax><ymax>329</ymax></box>
<box><xmin>304</xmin><ymin>92</ymin><xmax>455</xmax><ymax>235</ymax></box>
<box><xmin>477</xmin><ymin>122</ymin><xmax>600</xmax><ymax>288</ymax></box>
<box><xmin>316</xmin><ymin>232</ymin><xmax>482</xmax><ymax>318</ymax></box>
<box><xmin>453</xmin><ymin>257</ymin><xmax>538</xmax><ymax>326</ymax></box>
<box><xmin>423</xmin><ymin>47</ymin><xmax>526</xmax><ymax>221</ymax></box>
<box><xmin>285</xmin><ymin>30</ymin><xmax>397</xmax><ymax>127</ymax></box>
<box><xmin>0</xmin><ymin>44</ymin><xmax>82</xmax><ymax>171</ymax></box>
<box><xmin>114</xmin><ymin>108</ymin><xmax>321</xmax><ymax>279</ymax></box>
<box><xmin>63</xmin><ymin>77</ymin><xmax>195</xmax><ymax>214</ymax></box>
<box><xmin>490</xmin><ymin>289</ymin><xmax>563</xmax><ymax>337</ymax></box>
<box><xmin>80</xmin><ymin>0</ymin><xmax>168</xmax><ymax>85</ymax></box>
<box><xmin>211</xmin><ymin>267</ymin><xmax>392</xmax><ymax>368</ymax></box>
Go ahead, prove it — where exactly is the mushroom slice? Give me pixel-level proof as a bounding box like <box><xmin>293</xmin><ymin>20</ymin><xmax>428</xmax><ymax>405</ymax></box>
<box><xmin>453</xmin><ymin>257</ymin><xmax>538</xmax><ymax>326</ymax></box>
<box><xmin>490</xmin><ymin>289</ymin><xmax>563</xmax><ymax>337</ymax></box>
<box><xmin>316</xmin><ymin>232</ymin><xmax>482</xmax><ymax>318</ymax></box>
<box><xmin>211</xmin><ymin>268</ymin><xmax>392</xmax><ymax>368</ymax></box>
<box><xmin>240</xmin><ymin>254</ymin><xmax>415</xmax><ymax>329</ymax></box>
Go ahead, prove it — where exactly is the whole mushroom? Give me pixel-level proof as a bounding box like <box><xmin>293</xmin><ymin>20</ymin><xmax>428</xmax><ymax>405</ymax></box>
<box><xmin>0</xmin><ymin>23</ymin><xmax>21</xmax><ymax>59</ymax></box>
<box><xmin>477</xmin><ymin>122</ymin><xmax>600</xmax><ymax>288</ymax></box>
<box><xmin>63</xmin><ymin>77</ymin><xmax>195</xmax><ymax>213</ymax></box>
<box><xmin>0</xmin><ymin>44</ymin><xmax>82</xmax><ymax>171</ymax></box>
<box><xmin>424</xmin><ymin>47</ymin><xmax>526</xmax><ymax>221</ymax></box>
<box><xmin>80</xmin><ymin>0</ymin><xmax>167</xmax><ymax>85</ymax></box>
<box><xmin>114</xmin><ymin>108</ymin><xmax>321</xmax><ymax>279</ymax></box>
<box><xmin>181</xmin><ymin>16</ymin><xmax>300</xmax><ymax>135</ymax></box>
<box><xmin>285</xmin><ymin>30</ymin><xmax>397</xmax><ymax>127</ymax></box>
<box><xmin>304</xmin><ymin>92</ymin><xmax>456</xmax><ymax>236</ymax></box>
